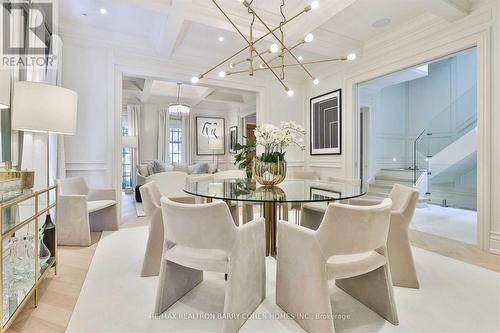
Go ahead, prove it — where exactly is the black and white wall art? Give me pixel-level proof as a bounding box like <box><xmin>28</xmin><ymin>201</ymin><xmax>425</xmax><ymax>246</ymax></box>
<box><xmin>310</xmin><ymin>89</ymin><xmax>342</xmax><ymax>155</ymax></box>
<box><xmin>229</xmin><ymin>126</ymin><xmax>238</xmax><ymax>153</ymax></box>
<box><xmin>196</xmin><ymin>116</ymin><xmax>225</xmax><ymax>155</ymax></box>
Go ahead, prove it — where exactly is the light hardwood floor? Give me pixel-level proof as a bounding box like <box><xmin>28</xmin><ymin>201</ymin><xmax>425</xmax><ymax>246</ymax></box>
<box><xmin>7</xmin><ymin>194</ymin><xmax>500</xmax><ymax>332</ymax></box>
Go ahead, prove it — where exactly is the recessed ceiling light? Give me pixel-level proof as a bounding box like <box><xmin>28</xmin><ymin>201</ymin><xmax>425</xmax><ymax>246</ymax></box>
<box><xmin>218</xmin><ymin>36</ymin><xmax>224</xmax><ymax>42</ymax></box>
<box><xmin>100</xmin><ymin>8</ymin><xmax>108</xmax><ymax>15</ymax></box>
<box><xmin>372</xmin><ymin>18</ymin><xmax>391</xmax><ymax>28</ymax></box>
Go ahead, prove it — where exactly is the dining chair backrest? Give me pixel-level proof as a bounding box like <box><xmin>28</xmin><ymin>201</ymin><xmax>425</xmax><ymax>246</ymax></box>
<box><xmin>291</xmin><ymin>170</ymin><xmax>319</xmax><ymax>180</ymax></box>
<box><xmin>389</xmin><ymin>184</ymin><xmax>419</xmax><ymax>221</ymax></box>
<box><xmin>316</xmin><ymin>198</ymin><xmax>392</xmax><ymax>257</ymax></box>
<box><xmin>160</xmin><ymin>197</ymin><xmax>237</xmax><ymax>252</ymax></box>
<box><xmin>57</xmin><ymin>177</ymin><xmax>90</xmax><ymax>196</ymax></box>
<box><xmin>140</xmin><ymin>181</ymin><xmax>162</xmax><ymax>215</ymax></box>
<box><xmin>146</xmin><ymin>171</ymin><xmax>188</xmax><ymax>198</ymax></box>
<box><xmin>327</xmin><ymin>176</ymin><xmax>361</xmax><ymax>187</ymax></box>
<box><xmin>214</xmin><ymin>169</ymin><xmax>246</xmax><ymax>180</ymax></box>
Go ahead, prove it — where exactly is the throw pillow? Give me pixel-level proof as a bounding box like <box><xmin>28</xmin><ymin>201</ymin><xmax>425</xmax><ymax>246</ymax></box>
<box><xmin>137</xmin><ymin>164</ymin><xmax>149</xmax><ymax>177</ymax></box>
<box><xmin>207</xmin><ymin>163</ymin><xmax>218</xmax><ymax>174</ymax></box>
<box><xmin>191</xmin><ymin>162</ymin><xmax>209</xmax><ymax>175</ymax></box>
<box><xmin>151</xmin><ymin>160</ymin><xmax>166</xmax><ymax>174</ymax></box>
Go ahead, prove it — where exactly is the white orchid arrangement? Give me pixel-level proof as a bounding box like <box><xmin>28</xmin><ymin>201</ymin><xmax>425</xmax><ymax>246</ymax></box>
<box><xmin>254</xmin><ymin>121</ymin><xmax>306</xmax><ymax>162</ymax></box>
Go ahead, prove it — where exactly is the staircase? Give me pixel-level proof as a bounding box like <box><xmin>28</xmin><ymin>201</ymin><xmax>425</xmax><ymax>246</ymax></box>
<box><xmin>428</xmin><ymin>127</ymin><xmax>477</xmax><ymax>181</ymax></box>
<box><xmin>366</xmin><ymin>169</ymin><xmax>429</xmax><ymax>206</ymax></box>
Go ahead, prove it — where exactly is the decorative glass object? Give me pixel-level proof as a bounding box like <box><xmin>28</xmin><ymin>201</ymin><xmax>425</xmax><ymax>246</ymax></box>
<box><xmin>39</xmin><ymin>229</ymin><xmax>51</xmax><ymax>272</ymax></box>
<box><xmin>253</xmin><ymin>159</ymin><xmax>287</xmax><ymax>186</ymax></box>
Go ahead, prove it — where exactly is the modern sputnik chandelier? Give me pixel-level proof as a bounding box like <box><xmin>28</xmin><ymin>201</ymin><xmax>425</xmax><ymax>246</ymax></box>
<box><xmin>191</xmin><ymin>0</ymin><xmax>357</xmax><ymax>96</ymax></box>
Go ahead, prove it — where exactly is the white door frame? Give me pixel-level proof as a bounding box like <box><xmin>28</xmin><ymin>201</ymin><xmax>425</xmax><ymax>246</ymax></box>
<box><xmin>345</xmin><ymin>30</ymin><xmax>491</xmax><ymax>251</ymax></box>
<box><xmin>112</xmin><ymin>64</ymin><xmax>267</xmax><ymax>210</ymax></box>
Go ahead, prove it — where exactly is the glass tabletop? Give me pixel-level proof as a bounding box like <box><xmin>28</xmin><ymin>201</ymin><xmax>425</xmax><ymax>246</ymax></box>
<box><xmin>184</xmin><ymin>179</ymin><xmax>366</xmax><ymax>203</ymax></box>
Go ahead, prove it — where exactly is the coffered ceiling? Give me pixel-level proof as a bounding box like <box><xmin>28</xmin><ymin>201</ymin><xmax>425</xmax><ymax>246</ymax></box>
<box><xmin>122</xmin><ymin>76</ymin><xmax>257</xmax><ymax>112</ymax></box>
<box><xmin>62</xmin><ymin>0</ymin><xmax>472</xmax><ymax>82</ymax></box>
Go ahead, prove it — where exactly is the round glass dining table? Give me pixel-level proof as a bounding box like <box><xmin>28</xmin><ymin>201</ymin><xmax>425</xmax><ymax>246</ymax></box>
<box><xmin>184</xmin><ymin>179</ymin><xmax>366</xmax><ymax>256</ymax></box>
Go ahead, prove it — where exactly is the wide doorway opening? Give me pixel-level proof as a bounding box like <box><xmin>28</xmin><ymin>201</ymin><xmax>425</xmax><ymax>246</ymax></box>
<box><xmin>356</xmin><ymin>47</ymin><xmax>478</xmax><ymax>245</ymax></box>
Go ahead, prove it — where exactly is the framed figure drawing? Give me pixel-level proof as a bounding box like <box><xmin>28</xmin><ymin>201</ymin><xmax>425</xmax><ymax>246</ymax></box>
<box><xmin>229</xmin><ymin>126</ymin><xmax>238</xmax><ymax>153</ymax></box>
<box><xmin>196</xmin><ymin>116</ymin><xmax>225</xmax><ymax>155</ymax></box>
<box><xmin>310</xmin><ymin>89</ymin><xmax>342</xmax><ymax>155</ymax></box>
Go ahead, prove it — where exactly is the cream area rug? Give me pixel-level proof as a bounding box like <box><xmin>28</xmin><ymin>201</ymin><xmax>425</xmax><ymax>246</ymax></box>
<box><xmin>67</xmin><ymin>226</ymin><xmax>500</xmax><ymax>333</ymax></box>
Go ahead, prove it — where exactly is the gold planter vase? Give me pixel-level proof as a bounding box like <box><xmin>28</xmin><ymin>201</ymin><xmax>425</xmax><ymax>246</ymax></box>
<box><xmin>253</xmin><ymin>159</ymin><xmax>287</xmax><ymax>186</ymax></box>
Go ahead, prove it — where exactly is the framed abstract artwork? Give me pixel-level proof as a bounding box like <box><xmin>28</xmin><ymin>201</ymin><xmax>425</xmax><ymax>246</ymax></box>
<box><xmin>229</xmin><ymin>126</ymin><xmax>238</xmax><ymax>153</ymax></box>
<box><xmin>310</xmin><ymin>89</ymin><xmax>342</xmax><ymax>155</ymax></box>
<box><xmin>196</xmin><ymin>116</ymin><xmax>225</xmax><ymax>155</ymax></box>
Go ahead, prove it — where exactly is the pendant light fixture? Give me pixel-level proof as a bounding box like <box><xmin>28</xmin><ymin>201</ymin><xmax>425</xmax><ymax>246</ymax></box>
<box><xmin>168</xmin><ymin>83</ymin><xmax>190</xmax><ymax>116</ymax></box>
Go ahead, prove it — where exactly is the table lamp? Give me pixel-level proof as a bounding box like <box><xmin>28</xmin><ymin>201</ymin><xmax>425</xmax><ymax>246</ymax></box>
<box><xmin>208</xmin><ymin>137</ymin><xmax>223</xmax><ymax>167</ymax></box>
<box><xmin>12</xmin><ymin>81</ymin><xmax>78</xmax><ymax>255</ymax></box>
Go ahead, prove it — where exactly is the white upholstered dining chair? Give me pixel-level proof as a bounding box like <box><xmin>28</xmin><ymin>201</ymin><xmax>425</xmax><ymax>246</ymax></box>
<box><xmin>56</xmin><ymin>177</ymin><xmax>119</xmax><ymax>246</ymax></box>
<box><xmin>214</xmin><ymin>169</ymin><xmax>254</xmax><ymax>224</ymax></box>
<box><xmin>155</xmin><ymin>197</ymin><xmax>266</xmax><ymax>333</ymax></box>
<box><xmin>146</xmin><ymin>171</ymin><xmax>190</xmax><ymax>198</ymax></box>
<box><xmin>276</xmin><ymin>198</ymin><xmax>397</xmax><ymax>333</ymax></box>
<box><xmin>139</xmin><ymin>182</ymin><xmax>166</xmax><ymax>277</ymax></box>
<box><xmin>349</xmin><ymin>184</ymin><xmax>420</xmax><ymax>288</ymax></box>
<box><xmin>300</xmin><ymin>176</ymin><xmax>362</xmax><ymax>230</ymax></box>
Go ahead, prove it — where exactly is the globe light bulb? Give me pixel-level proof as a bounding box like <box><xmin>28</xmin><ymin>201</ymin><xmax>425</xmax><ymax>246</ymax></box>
<box><xmin>191</xmin><ymin>76</ymin><xmax>200</xmax><ymax>84</ymax></box>
<box><xmin>287</xmin><ymin>89</ymin><xmax>294</xmax><ymax>97</ymax></box>
<box><xmin>218</xmin><ymin>71</ymin><xmax>226</xmax><ymax>78</ymax></box>
<box><xmin>270</xmin><ymin>43</ymin><xmax>280</xmax><ymax>53</ymax></box>
<box><xmin>313</xmin><ymin>78</ymin><xmax>319</xmax><ymax>85</ymax></box>
<box><xmin>304</xmin><ymin>33</ymin><xmax>314</xmax><ymax>43</ymax></box>
<box><xmin>229</xmin><ymin>62</ymin><xmax>235</xmax><ymax>68</ymax></box>
<box><xmin>347</xmin><ymin>53</ymin><xmax>357</xmax><ymax>61</ymax></box>
<box><xmin>310</xmin><ymin>1</ymin><xmax>319</xmax><ymax>9</ymax></box>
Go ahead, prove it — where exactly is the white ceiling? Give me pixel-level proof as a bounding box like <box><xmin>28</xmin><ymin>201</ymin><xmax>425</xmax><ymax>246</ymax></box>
<box><xmin>62</xmin><ymin>0</ymin><xmax>472</xmax><ymax>84</ymax></box>
<box><xmin>123</xmin><ymin>76</ymin><xmax>257</xmax><ymax>112</ymax></box>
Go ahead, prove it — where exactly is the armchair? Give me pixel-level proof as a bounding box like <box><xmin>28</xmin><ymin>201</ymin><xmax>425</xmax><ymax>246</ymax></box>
<box><xmin>56</xmin><ymin>177</ymin><xmax>119</xmax><ymax>246</ymax></box>
<box><xmin>155</xmin><ymin>198</ymin><xmax>266</xmax><ymax>333</ymax></box>
<box><xmin>277</xmin><ymin>199</ymin><xmax>398</xmax><ymax>332</ymax></box>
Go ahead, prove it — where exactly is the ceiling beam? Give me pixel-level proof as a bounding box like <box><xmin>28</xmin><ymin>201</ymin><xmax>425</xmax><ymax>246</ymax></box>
<box><xmin>191</xmin><ymin>87</ymin><xmax>217</xmax><ymax>108</ymax></box>
<box><xmin>419</xmin><ymin>0</ymin><xmax>469</xmax><ymax>22</ymax></box>
<box><xmin>140</xmin><ymin>80</ymin><xmax>154</xmax><ymax>103</ymax></box>
<box><xmin>155</xmin><ymin>0</ymin><xmax>193</xmax><ymax>57</ymax></box>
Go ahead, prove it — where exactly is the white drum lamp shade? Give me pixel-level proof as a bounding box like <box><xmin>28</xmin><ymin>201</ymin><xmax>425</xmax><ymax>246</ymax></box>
<box><xmin>12</xmin><ymin>81</ymin><xmax>78</xmax><ymax>134</ymax></box>
<box><xmin>0</xmin><ymin>70</ymin><xmax>11</xmax><ymax>109</ymax></box>
<box><xmin>122</xmin><ymin>136</ymin><xmax>138</xmax><ymax>148</ymax></box>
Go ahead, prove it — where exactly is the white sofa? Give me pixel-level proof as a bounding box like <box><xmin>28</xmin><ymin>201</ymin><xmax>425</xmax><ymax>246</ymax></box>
<box><xmin>56</xmin><ymin>177</ymin><xmax>119</xmax><ymax>246</ymax></box>
<box><xmin>137</xmin><ymin>161</ymin><xmax>219</xmax><ymax>187</ymax></box>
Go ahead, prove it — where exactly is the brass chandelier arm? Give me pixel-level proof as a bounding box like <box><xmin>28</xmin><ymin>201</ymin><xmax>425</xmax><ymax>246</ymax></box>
<box><xmin>212</xmin><ymin>0</ymin><xmax>288</xmax><ymax>90</ymax></box>
<box><xmin>262</xmin><ymin>40</ymin><xmax>304</xmax><ymax>66</ymax></box>
<box><xmin>244</xmin><ymin>2</ymin><xmax>315</xmax><ymax>80</ymax></box>
<box><xmin>198</xmin><ymin>4</ymin><xmax>311</xmax><ymax>79</ymax></box>
<box><xmin>227</xmin><ymin>57</ymin><xmax>347</xmax><ymax>75</ymax></box>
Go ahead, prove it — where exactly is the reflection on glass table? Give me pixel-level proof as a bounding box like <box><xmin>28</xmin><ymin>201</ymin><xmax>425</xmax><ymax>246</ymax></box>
<box><xmin>185</xmin><ymin>179</ymin><xmax>366</xmax><ymax>256</ymax></box>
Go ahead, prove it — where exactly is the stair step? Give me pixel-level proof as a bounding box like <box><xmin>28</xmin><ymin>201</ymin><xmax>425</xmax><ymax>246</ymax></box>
<box><xmin>369</xmin><ymin>183</ymin><xmax>394</xmax><ymax>190</ymax></box>
<box><xmin>374</xmin><ymin>175</ymin><xmax>414</xmax><ymax>183</ymax></box>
